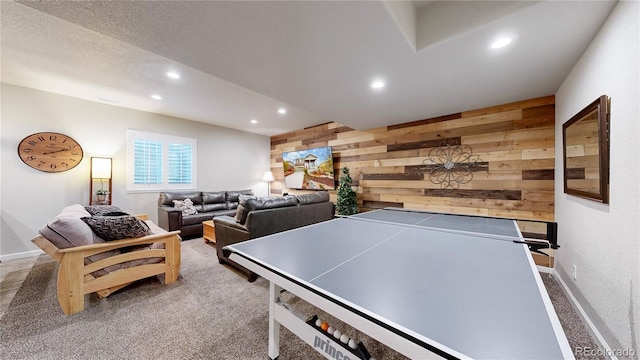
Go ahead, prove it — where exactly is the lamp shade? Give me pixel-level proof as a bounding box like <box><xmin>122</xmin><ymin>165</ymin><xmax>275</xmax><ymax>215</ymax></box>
<box><xmin>91</xmin><ymin>157</ymin><xmax>112</xmax><ymax>179</ymax></box>
<box><xmin>262</xmin><ymin>171</ymin><xmax>275</xmax><ymax>182</ymax></box>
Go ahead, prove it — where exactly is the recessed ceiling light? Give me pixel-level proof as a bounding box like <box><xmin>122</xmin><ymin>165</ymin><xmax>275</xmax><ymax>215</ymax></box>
<box><xmin>150</xmin><ymin>94</ymin><xmax>163</xmax><ymax>100</ymax></box>
<box><xmin>166</xmin><ymin>71</ymin><xmax>181</xmax><ymax>79</ymax></box>
<box><xmin>370</xmin><ymin>80</ymin><xmax>385</xmax><ymax>89</ymax></box>
<box><xmin>250</xmin><ymin>119</ymin><xmax>258</xmax><ymax>124</ymax></box>
<box><xmin>278</xmin><ymin>108</ymin><xmax>287</xmax><ymax>114</ymax></box>
<box><xmin>490</xmin><ymin>37</ymin><xmax>512</xmax><ymax>49</ymax></box>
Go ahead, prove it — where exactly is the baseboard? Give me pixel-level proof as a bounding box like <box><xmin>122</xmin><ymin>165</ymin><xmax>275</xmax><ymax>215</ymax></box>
<box><xmin>551</xmin><ymin>268</ymin><xmax>619</xmax><ymax>360</ymax></box>
<box><xmin>537</xmin><ymin>265</ymin><xmax>553</xmax><ymax>274</ymax></box>
<box><xmin>0</xmin><ymin>249</ymin><xmax>43</xmax><ymax>262</ymax></box>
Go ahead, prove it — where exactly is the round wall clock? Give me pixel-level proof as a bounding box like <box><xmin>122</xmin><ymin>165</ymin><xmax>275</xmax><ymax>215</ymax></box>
<box><xmin>17</xmin><ymin>132</ymin><xmax>83</xmax><ymax>173</ymax></box>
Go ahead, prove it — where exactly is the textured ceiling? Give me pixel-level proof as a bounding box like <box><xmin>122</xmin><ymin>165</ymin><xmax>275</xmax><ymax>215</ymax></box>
<box><xmin>1</xmin><ymin>1</ymin><xmax>616</xmax><ymax>136</ymax></box>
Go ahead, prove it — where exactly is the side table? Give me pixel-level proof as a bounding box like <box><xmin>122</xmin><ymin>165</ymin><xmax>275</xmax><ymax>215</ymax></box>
<box><xmin>203</xmin><ymin>220</ymin><xmax>215</xmax><ymax>244</ymax></box>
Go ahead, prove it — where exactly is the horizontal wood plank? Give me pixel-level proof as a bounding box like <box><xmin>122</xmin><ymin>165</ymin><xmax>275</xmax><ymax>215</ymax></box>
<box><xmin>270</xmin><ymin>95</ymin><xmax>555</xmax><ymax>222</ymax></box>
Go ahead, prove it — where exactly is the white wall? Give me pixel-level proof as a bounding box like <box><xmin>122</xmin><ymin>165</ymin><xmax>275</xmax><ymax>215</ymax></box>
<box><xmin>555</xmin><ymin>1</ymin><xmax>639</xmax><ymax>355</ymax></box>
<box><xmin>0</xmin><ymin>83</ymin><xmax>270</xmax><ymax>257</ymax></box>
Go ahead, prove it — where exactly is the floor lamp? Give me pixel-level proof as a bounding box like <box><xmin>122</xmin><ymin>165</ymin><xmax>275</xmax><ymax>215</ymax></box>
<box><xmin>262</xmin><ymin>171</ymin><xmax>275</xmax><ymax>196</ymax></box>
<box><xmin>90</xmin><ymin>157</ymin><xmax>112</xmax><ymax>205</ymax></box>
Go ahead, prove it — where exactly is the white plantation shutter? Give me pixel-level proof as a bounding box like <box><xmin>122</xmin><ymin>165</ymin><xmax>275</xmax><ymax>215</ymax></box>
<box><xmin>133</xmin><ymin>139</ymin><xmax>163</xmax><ymax>185</ymax></box>
<box><xmin>168</xmin><ymin>143</ymin><xmax>192</xmax><ymax>184</ymax></box>
<box><xmin>128</xmin><ymin>130</ymin><xmax>196</xmax><ymax>191</ymax></box>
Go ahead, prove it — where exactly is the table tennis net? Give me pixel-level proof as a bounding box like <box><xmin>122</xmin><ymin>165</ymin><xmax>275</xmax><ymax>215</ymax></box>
<box><xmin>344</xmin><ymin>208</ymin><xmax>553</xmax><ymax>248</ymax></box>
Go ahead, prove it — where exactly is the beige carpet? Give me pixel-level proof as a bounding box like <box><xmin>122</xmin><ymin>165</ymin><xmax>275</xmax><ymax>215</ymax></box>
<box><xmin>1</xmin><ymin>239</ymin><xmax>600</xmax><ymax>359</ymax></box>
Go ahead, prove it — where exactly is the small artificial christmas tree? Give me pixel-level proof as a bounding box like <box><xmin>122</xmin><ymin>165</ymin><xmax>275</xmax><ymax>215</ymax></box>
<box><xmin>336</xmin><ymin>167</ymin><xmax>358</xmax><ymax>215</ymax></box>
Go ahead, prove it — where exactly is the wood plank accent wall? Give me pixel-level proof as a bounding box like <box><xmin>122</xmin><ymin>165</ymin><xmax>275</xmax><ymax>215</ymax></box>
<box><xmin>270</xmin><ymin>96</ymin><xmax>556</xmax><ymax>222</ymax></box>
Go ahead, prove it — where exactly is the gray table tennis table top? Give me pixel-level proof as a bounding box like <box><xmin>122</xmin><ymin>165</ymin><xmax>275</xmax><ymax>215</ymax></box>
<box><xmin>226</xmin><ymin>208</ymin><xmax>571</xmax><ymax>359</ymax></box>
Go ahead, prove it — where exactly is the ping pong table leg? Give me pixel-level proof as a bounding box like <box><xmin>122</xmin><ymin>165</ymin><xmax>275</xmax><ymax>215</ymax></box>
<box><xmin>268</xmin><ymin>282</ymin><xmax>282</xmax><ymax>359</ymax></box>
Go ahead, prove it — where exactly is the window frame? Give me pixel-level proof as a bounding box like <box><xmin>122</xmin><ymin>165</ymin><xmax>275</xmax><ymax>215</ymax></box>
<box><xmin>127</xmin><ymin>130</ymin><xmax>197</xmax><ymax>192</ymax></box>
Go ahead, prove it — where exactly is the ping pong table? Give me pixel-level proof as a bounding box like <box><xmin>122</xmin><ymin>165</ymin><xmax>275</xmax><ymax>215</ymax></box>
<box><xmin>225</xmin><ymin>208</ymin><xmax>574</xmax><ymax>359</ymax></box>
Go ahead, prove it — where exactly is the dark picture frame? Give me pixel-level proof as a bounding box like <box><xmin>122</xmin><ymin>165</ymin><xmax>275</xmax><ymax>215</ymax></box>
<box><xmin>562</xmin><ymin>95</ymin><xmax>610</xmax><ymax>203</ymax></box>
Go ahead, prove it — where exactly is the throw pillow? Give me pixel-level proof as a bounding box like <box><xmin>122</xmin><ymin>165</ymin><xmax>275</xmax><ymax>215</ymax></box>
<box><xmin>85</xmin><ymin>205</ymin><xmax>123</xmax><ymax>216</ymax></box>
<box><xmin>101</xmin><ymin>211</ymin><xmax>130</xmax><ymax>217</ymax></box>
<box><xmin>235</xmin><ymin>204</ymin><xmax>249</xmax><ymax>224</ymax></box>
<box><xmin>82</xmin><ymin>215</ymin><xmax>151</xmax><ymax>241</ymax></box>
<box><xmin>40</xmin><ymin>216</ymin><xmax>99</xmax><ymax>249</ymax></box>
<box><xmin>235</xmin><ymin>194</ymin><xmax>256</xmax><ymax>224</ymax></box>
<box><xmin>173</xmin><ymin>198</ymin><xmax>198</xmax><ymax>216</ymax></box>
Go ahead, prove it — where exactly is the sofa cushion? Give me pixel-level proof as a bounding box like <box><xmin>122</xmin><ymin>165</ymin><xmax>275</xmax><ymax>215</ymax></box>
<box><xmin>202</xmin><ymin>191</ymin><xmax>227</xmax><ymax>212</ymax></box>
<box><xmin>211</xmin><ymin>209</ymin><xmax>237</xmax><ymax>217</ymax></box>
<box><xmin>295</xmin><ymin>191</ymin><xmax>330</xmax><ymax>205</ymax></box>
<box><xmin>181</xmin><ymin>212</ymin><xmax>215</xmax><ymax>226</ymax></box>
<box><xmin>82</xmin><ymin>215</ymin><xmax>151</xmax><ymax>241</ymax></box>
<box><xmin>244</xmin><ymin>195</ymin><xmax>298</xmax><ymax>211</ymax></box>
<box><xmin>173</xmin><ymin>198</ymin><xmax>198</xmax><ymax>215</ymax></box>
<box><xmin>236</xmin><ymin>194</ymin><xmax>257</xmax><ymax>224</ymax></box>
<box><xmin>158</xmin><ymin>191</ymin><xmax>202</xmax><ymax>207</ymax></box>
<box><xmin>85</xmin><ymin>205</ymin><xmax>123</xmax><ymax>216</ymax></box>
<box><xmin>226</xmin><ymin>190</ymin><xmax>254</xmax><ymax>210</ymax></box>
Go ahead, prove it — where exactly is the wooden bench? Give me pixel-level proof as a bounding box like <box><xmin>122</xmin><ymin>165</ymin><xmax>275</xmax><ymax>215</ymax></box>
<box><xmin>31</xmin><ymin>215</ymin><xmax>181</xmax><ymax>315</ymax></box>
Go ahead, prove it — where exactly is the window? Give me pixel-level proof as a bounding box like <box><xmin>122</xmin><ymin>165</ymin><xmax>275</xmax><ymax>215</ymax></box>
<box><xmin>127</xmin><ymin>130</ymin><xmax>196</xmax><ymax>191</ymax></box>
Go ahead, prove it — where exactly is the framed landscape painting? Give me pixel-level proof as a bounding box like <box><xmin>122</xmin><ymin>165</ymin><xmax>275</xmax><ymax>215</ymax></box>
<box><xmin>282</xmin><ymin>146</ymin><xmax>335</xmax><ymax>190</ymax></box>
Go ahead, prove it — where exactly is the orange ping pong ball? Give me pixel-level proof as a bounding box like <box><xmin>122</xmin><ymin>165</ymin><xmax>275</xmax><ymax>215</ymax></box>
<box><xmin>320</xmin><ymin>322</ymin><xmax>329</xmax><ymax>331</ymax></box>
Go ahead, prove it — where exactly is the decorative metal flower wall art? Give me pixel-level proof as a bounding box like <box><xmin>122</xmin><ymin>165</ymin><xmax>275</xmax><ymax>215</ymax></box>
<box><xmin>422</xmin><ymin>139</ymin><xmax>483</xmax><ymax>191</ymax></box>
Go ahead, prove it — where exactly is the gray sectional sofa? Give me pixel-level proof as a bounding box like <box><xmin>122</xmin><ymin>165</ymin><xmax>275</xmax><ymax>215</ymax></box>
<box><xmin>214</xmin><ymin>191</ymin><xmax>335</xmax><ymax>281</ymax></box>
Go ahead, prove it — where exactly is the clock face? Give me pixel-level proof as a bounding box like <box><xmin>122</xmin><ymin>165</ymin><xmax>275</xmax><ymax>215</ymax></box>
<box><xmin>18</xmin><ymin>132</ymin><xmax>83</xmax><ymax>173</ymax></box>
